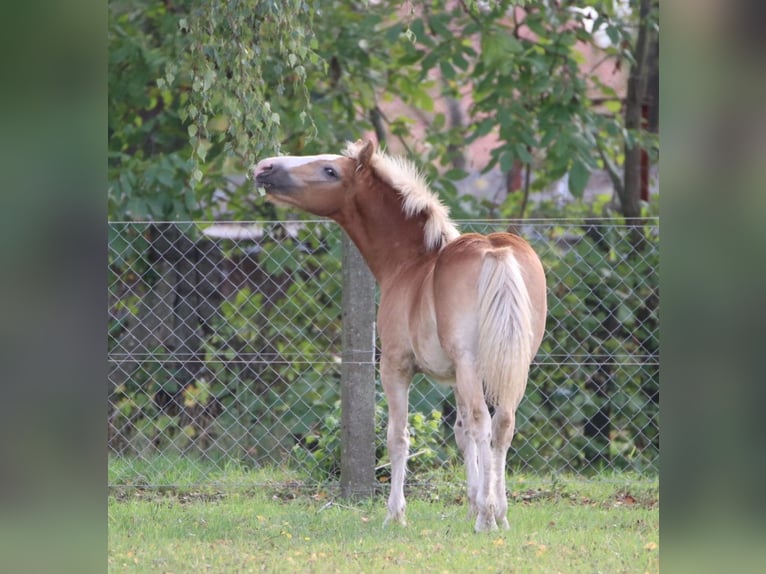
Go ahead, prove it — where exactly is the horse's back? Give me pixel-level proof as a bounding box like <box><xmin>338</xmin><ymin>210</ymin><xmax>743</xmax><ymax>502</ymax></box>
<box><xmin>438</xmin><ymin>232</ymin><xmax>543</xmax><ymax>273</ymax></box>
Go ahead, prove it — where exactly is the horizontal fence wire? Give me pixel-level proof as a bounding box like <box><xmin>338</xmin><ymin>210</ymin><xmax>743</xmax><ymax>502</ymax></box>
<box><xmin>108</xmin><ymin>218</ymin><xmax>659</xmax><ymax>488</ymax></box>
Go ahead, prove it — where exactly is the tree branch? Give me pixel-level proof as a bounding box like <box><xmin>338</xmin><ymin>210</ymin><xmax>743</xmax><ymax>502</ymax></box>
<box><xmin>595</xmin><ymin>137</ymin><xmax>624</xmax><ymax>198</ymax></box>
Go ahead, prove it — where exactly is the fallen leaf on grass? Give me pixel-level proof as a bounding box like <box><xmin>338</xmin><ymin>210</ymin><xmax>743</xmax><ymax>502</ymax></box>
<box><xmin>523</xmin><ymin>540</ymin><xmax>548</xmax><ymax>556</ymax></box>
<box><xmin>615</xmin><ymin>493</ymin><xmax>637</xmax><ymax>506</ymax></box>
<box><xmin>644</xmin><ymin>542</ymin><xmax>658</xmax><ymax>551</ymax></box>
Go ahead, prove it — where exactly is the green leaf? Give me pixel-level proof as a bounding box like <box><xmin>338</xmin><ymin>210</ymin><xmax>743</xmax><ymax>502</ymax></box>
<box><xmin>439</xmin><ymin>60</ymin><xmax>455</xmax><ymax>81</ymax></box>
<box><xmin>514</xmin><ymin>143</ymin><xmax>534</xmax><ymax>164</ymax></box>
<box><xmin>499</xmin><ymin>151</ymin><xmax>514</xmax><ymax>174</ymax></box>
<box><xmin>480</xmin><ymin>30</ymin><xmax>521</xmax><ymax>69</ymax></box>
<box><xmin>568</xmin><ymin>158</ymin><xmax>591</xmax><ymax>197</ymax></box>
<box><xmin>452</xmin><ymin>50</ymin><xmax>469</xmax><ymax>71</ymax></box>
<box><xmin>605</xmin><ymin>99</ymin><xmax>622</xmax><ymax>114</ymax></box>
<box><xmin>396</xmin><ymin>49</ymin><xmax>424</xmax><ymax>66</ymax></box>
<box><xmin>444</xmin><ymin>168</ymin><xmax>468</xmax><ymax>181</ymax></box>
<box><xmin>421</xmin><ymin>51</ymin><xmax>440</xmax><ymax>72</ymax></box>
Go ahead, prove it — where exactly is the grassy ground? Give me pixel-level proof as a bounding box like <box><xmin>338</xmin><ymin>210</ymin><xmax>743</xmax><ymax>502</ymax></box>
<box><xmin>109</xmin><ymin>461</ymin><xmax>658</xmax><ymax>573</ymax></box>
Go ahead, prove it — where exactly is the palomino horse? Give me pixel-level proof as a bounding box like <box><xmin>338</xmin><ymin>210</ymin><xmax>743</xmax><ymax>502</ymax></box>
<box><xmin>253</xmin><ymin>140</ymin><xmax>546</xmax><ymax>532</ymax></box>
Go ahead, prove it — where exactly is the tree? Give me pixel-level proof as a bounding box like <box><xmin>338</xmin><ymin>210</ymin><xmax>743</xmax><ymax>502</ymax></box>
<box><xmin>109</xmin><ymin>0</ymin><xmax>658</xmax><ymax>223</ymax></box>
<box><xmin>618</xmin><ymin>0</ymin><xmax>658</xmax><ymax>221</ymax></box>
<box><xmin>109</xmin><ymin>0</ymin><xmax>320</xmax><ymax>221</ymax></box>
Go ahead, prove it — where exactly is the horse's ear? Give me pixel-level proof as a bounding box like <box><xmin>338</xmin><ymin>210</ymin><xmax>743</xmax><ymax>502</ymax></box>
<box><xmin>356</xmin><ymin>139</ymin><xmax>375</xmax><ymax>168</ymax></box>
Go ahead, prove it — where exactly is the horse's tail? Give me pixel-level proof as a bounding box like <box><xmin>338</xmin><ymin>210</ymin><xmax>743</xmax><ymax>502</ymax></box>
<box><xmin>477</xmin><ymin>250</ymin><xmax>534</xmax><ymax>411</ymax></box>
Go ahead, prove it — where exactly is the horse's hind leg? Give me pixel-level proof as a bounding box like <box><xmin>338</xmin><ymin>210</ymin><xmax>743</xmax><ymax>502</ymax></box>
<box><xmin>380</xmin><ymin>356</ymin><xmax>412</xmax><ymax>527</ymax></box>
<box><xmin>490</xmin><ymin>406</ymin><xmax>516</xmax><ymax>529</ymax></box>
<box><xmin>455</xmin><ymin>358</ymin><xmax>497</xmax><ymax>532</ymax></box>
<box><xmin>453</xmin><ymin>391</ymin><xmax>479</xmax><ymax>520</ymax></box>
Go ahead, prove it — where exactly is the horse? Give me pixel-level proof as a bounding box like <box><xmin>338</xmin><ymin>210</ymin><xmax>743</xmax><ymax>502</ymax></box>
<box><xmin>252</xmin><ymin>140</ymin><xmax>547</xmax><ymax>532</ymax></box>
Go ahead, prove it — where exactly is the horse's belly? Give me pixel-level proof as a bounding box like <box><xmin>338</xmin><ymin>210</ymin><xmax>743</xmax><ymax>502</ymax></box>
<box><xmin>413</xmin><ymin>334</ymin><xmax>455</xmax><ymax>383</ymax></box>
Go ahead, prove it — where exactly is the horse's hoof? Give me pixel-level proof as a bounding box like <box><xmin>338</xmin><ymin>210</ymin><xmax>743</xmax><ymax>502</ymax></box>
<box><xmin>383</xmin><ymin>513</ymin><xmax>407</xmax><ymax>528</ymax></box>
<box><xmin>474</xmin><ymin>512</ymin><xmax>499</xmax><ymax>533</ymax></box>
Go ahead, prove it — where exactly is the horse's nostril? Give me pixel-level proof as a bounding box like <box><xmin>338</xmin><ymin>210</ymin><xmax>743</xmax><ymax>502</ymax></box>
<box><xmin>253</xmin><ymin>163</ymin><xmax>273</xmax><ymax>179</ymax></box>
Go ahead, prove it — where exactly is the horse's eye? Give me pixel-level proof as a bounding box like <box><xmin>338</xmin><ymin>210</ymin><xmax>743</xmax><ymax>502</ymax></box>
<box><xmin>324</xmin><ymin>166</ymin><xmax>338</xmax><ymax>178</ymax></box>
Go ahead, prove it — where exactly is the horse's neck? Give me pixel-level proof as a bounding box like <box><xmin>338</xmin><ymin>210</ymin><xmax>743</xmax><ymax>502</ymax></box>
<box><xmin>335</xmin><ymin>183</ymin><xmax>430</xmax><ymax>283</ymax></box>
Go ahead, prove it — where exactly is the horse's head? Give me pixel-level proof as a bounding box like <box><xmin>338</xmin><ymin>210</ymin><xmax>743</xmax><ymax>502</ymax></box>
<box><xmin>252</xmin><ymin>140</ymin><xmax>374</xmax><ymax>217</ymax></box>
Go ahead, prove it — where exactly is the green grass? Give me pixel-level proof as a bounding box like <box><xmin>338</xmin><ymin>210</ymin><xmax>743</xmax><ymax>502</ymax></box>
<box><xmin>109</xmin><ymin>460</ymin><xmax>658</xmax><ymax>573</ymax></box>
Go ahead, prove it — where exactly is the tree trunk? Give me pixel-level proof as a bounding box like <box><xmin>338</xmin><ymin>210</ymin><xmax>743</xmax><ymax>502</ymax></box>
<box><xmin>619</xmin><ymin>0</ymin><xmax>657</xmax><ymax>252</ymax></box>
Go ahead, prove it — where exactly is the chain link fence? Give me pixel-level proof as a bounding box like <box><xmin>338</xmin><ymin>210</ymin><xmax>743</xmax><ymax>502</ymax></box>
<box><xmin>108</xmin><ymin>218</ymin><xmax>658</xmax><ymax>486</ymax></box>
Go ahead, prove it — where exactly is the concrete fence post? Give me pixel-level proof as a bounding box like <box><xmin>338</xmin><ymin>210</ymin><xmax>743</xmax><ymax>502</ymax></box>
<box><xmin>340</xmin><ymin>233</ymin><xmax>377</xmax><ymax>499</ymax></box>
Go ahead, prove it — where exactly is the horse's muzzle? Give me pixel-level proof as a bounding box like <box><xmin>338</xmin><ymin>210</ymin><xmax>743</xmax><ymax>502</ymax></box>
<box><xmin>252</xmin><ymin>162</ymin><xmax>293</xmax><ymax>190</ymax></box>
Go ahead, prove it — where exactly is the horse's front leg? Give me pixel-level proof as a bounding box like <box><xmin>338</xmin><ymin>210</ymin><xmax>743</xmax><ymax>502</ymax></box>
<box><xmin>380</xmin><ymin>355</ymin><xmax>412</xmax><ymax>527</ymax></box>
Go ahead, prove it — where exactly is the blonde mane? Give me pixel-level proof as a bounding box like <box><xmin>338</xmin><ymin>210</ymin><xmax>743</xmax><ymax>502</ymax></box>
<box><xmin>343</xmin><ymin>141</ymin><xmax>460</xmax><ymax>252</ymax></box>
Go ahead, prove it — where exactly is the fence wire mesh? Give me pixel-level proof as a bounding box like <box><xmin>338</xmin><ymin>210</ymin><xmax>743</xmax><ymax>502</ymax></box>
<box><xmin>108</xmin><ymin>219</ymin><xmax>658</xmax><ymax>486</ymax></box>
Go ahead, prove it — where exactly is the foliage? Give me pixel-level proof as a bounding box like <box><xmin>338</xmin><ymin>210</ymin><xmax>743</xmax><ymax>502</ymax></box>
<box><xmin>108</xmin><ymin>222</ymin><xmax>346</xmax><ymax>467</ymax></box>
<box><xmin>109</xmin><ymin>0</ymin><xmax>658</xmax><ymax>222</ymax></box>
<box><xmin>108</xmin><ymin>0</ymin><xmax>314</xmax><ymax>221</ymax></box>
<box><xmin>521</xmin><ymin>213</ymin><xmax>659</xmax><ymax>473</ymax></box>
<box><xmin>331</xmin><ymin>0</ymin><xmax>657</xmax><ymax>209</ymax></box>
<box><xmin>109</xmin><ymin>1</ymin><xmax>200</xmax><ymax>221</ymax></box>
<box><xmin>536</xmin><ymin>245</ymin><xmax>657</xmax><ymax>471</ymax></box>
<box><xmin>176</xmin><ymin>1</ymin><xmax>320</xmax><ymax>168</ymax></box>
